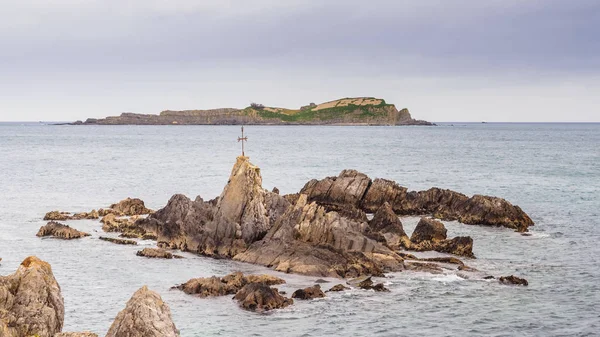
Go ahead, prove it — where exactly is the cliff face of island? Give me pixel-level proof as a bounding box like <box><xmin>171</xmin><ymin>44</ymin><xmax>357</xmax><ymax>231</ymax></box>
<box><xmin>73</xmin><ymin>97</ymin><xmax>433</xmax><ymax>126</ymax></box>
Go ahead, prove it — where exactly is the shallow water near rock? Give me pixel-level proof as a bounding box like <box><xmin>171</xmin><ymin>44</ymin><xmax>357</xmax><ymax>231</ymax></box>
<box><xmin>0</xmin><ymin>123</ymin><xmax>599</xmax><ymax>336</ymax></box>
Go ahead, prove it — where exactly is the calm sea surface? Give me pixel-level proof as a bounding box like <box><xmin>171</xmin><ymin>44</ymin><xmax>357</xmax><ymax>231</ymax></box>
<box><xmin>0</xmin><ymin>123</ymin><xmax>599</xmax><ymax>336</ymax></box>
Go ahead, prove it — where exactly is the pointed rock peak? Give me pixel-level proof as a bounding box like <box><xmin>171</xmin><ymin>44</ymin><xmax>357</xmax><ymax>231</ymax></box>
<box><xmin>106</xmin><ymin>286</ymin><xmax>179</xmax><ymax>337</ymax></box>
<box><xmin>369</xmin><ymin>202</ymin><xmax>405</xmax><ymax>235</ymax></box>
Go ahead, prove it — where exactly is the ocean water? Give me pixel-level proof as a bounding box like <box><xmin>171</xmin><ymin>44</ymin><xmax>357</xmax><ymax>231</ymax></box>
<box><xmin>0</xmin><ymin>123</ymin><xmax>599</xmax><ymax>336</ymax></box>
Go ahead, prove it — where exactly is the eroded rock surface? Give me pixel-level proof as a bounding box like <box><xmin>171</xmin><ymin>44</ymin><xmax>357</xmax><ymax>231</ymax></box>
<box><xmin>407</xmin><ymin>218</ymin><xmax>475</xmax><ymax>258</ymax></box>
<box><xmin>233</xmin><ymin>283</ymin><xmax>293</xmax><ymax>312</ymax></box>
<box><xmin>37</xmin><ymin>221</ymin><xmax>91</xmax><ymax>239</ymax></box>
<box><xmin>0</xmin><ymin>256</ymin><xmax>64</xmax><ymax>337</ymax></box>
<box><xmin>99</xmin><ymin>237</ymin><xmax>137</xmax><ymax>245</ymax></box>
<box><xmin>175</xmin><ymin>272</ymin><xmax>285</xmax><ymax>297</ymax></box>
<box><xmin>367</xmin><ymin>202</ymin><xmax>410</xmax><ymax>249</ymax></box>
<box><xmin>109</xmin><ymin>198</ymin><xmax>153</xmax><ymax>216</ymax></box>
<box><xmin>105</xmin><ymin>286</ymin><xmax>179</xmax><ymax>337</ymax></box>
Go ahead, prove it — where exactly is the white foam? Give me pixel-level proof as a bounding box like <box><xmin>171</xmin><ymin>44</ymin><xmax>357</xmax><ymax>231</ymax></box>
<box><xmin>431</xmin><ymin>274</ymin><xmax>464</xmax><ymax>283</ymax></box>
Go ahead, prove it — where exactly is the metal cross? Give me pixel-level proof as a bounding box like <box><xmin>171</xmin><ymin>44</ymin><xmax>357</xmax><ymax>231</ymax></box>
<box><xmin>237</xmin><ymin>126</ymin><xmax>248</xmax><ymax>156</ymax></box>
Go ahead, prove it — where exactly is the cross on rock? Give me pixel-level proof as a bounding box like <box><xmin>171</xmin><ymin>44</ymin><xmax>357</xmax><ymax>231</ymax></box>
<box><xmin>237</xmin><ymin>126</ymin><xmax>248</xmax><ymax>156</ymax></box>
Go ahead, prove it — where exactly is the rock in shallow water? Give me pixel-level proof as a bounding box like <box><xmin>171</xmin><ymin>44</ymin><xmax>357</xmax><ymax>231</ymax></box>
<box><xmin>175</xmin><ymin>272</ymin><xmax>286</xmax><ymax>297</ymax></box>
<box><xmin>109</xmin><ymin>197</ymin><xmax>153</xmax><ymax>216</ymax></box>
<box><xmin>136</xmin><ymin>248</ymin><xmax>182</xmax><ymax>259</ymax></box>
<box><xmin>327</xmin><ymin>284</ymin><xmax>350</xmax><ymax>292</ymax></box>
<box><xmin>0</xmin><ymin>256</ymin><xmax>64</xmax><ymax>337</ymax></box>
<box><xmin>99</xmin><ymin>237</ymin><xmax>137</xmax><ymax>245</ymax></box>
<box><xmin>233</xmin><ymin>283</ymin><xmax>293</xmax><ymax>312</ymax></box>
<box><xmin>499</xmin><ymin>275</ymin><xmax>529</xmax><ymax>286</ymax></box>
<box><xmin>291</xmin><ymin>285</ymin><xmax>326</xmax><ymax>300</ymax></box>
<box><xmin>105</xmin><ymin>286</ymin><xmax>179</xmax><ymax>337</ymax></box>
<box><xmin>36</xmin><ymin>221</ymin><xmax>91</xmax><ymax>239</ymax></box>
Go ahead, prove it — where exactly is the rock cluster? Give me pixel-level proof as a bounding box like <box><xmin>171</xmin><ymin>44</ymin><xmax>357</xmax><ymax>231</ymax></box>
<box><xmin>408</xmin><ymin>218</ymin><xmax>475</xmax><ymax>258</ymax></box>
<box><xmin>291</xmin><ymin>285</ymin><xmax>326</xmax><ymax>300</ymax></box>
<box><xmin>36</xmin><ymin>221</ymin><xmax>91</xmax><ymax>239</ymax></box>
<box><xmin>499</xmin><ymin>275</ymin><xmax>529</xmax><ymax>286</ymax></box>
<box><xmin>136</xmin><ymin>248</ymin><xmax>183</xmax><ymax>259</ymax></box>
<box><xmin>99</xmin><ymin>237</ymin><xmax>138</xmax><ymax>245</ymax></box>
<box><xmin>355</xmin><ymin>277</ymin><xmax>390</xmax><ymax>292</ymax></box>
<box><xmin>43</xmin><ymin>210</ymin><xmax>99</xmax><ymax>221</ymax></box>
<box><xmin>233</xmin><ymin>283</ymin><xmax>293</xmax><ymax>312</ymax></box>
<box><xmin>300</xmin><ymin>172</ymin><xmax>533</xmax><ymax>232</ymax></box>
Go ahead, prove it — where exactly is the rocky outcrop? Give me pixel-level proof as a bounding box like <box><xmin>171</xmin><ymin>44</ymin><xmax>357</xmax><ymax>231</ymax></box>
<box><xmin>174</xmin><ymin>272</ymin><xmax>285</xmax><ymax>297</ymax></box>
<box><xmin>291</xmin><ymin>285</ymin><xmax>326</xmax><ymax>300</ymax></box>
<box><xmin>233</xmin><ymin>283</ymin><xmax>293</xmax><ymax>312</ymax></box>
<box><xmin>36</xmin><ymin>221</ymin><xmax>91</xmax><ymax>239</ymax></box>
<box><xmin>499</xmin><ymin>275</ymin><xmax>529</xmax><ymax>286</ymax></box>
<box><xmin>408</xmin><ymin>218</ymin><xmax>475</xmax><ymax>258</ymax></box>
<box><xmin>99</xmin><ymin>237</ymin><xmax>137</xmax><ymax>245</ymax></box>
<box><xmin>0</xmin><ymin>256</ymin><xmax>64</xmax><ymax>337</ymax></box>
<box><xmin>367</xmin><ymin>202</ymin><xmax>410</xmax><ymax>249</ymax></box>
<box><xmin>356</xmin><ymin>277</ymin><xmax>389</xmax><ymax>292</ymax></box>
<box><xmin>44</xmin><ymin>211</ymin><xmax>73</xmax><ymax>221</ymax></box>
<box><xmin>410</xmin><ymin>218</ymin><xmax>448</xmax><ymax>243</ymax></box>
<box><xmin>302</xmin><ymin>172</ymin><xmax>533</xmax><ymax>232</ymax></box>
<box><xmin>105</xmin><ymin>286</ymin><xmax>179</xmax><ymax>337</ymax></box>
<box><xmin>327</xmin><ymin>284</ymin><xmax>350</xmax><ymax>292</ymax></box>
<box><xmin>136</xmin><ymin>248</ymin><xmax>182</xmax><ymax>259</ymax></box>
<box><xmin>234</xmin><ymin>194</ymin><xmax>404</xmax><ymax>277</ymax></box>
<box><xmin>109</xmin><ymin>198</ymin><xmax>153</xmax><ymax>216</ymax></box>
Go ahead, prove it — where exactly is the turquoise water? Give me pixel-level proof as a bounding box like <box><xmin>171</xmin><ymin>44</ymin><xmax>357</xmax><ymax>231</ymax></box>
<box><xmin>0</xmin><ymin>123</ymin><xmax>598</xmax><ymax>336</ymax></box>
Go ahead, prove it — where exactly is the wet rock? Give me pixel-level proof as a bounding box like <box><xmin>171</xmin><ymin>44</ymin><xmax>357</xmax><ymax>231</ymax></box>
<box><xmin>99</xmin><ymin>237</ymin><xmax>137</xmax><ymax>245</ymax></box>
<box><xmin>136</xmin><ymin>248</ymin><xmax>182</xmax><ymax>259</ymax></box>
<box><xmin>43</xmin><ymin>210</ymin><xmax>72</xmax><ymax>221</ymax></box>
<box><xmin>433</xmin><ymin>236</ymin><xmax>475</xmax><ymax>258</ymax></box>
<box><xmin>105</xmin><ymin>286</ymin><xmax>179</xmax><ymax>337</ymax></box>
<box><xmin>55</xmin><ymin>333</ymin><xmax>98</xmax><ymax>337</ymax></box>
<box><xmin>499</xmin><ymin>275</ymin><xmax>529</xmax><ymax>286</ymax></box>
<box><xmin>327</xmin><ymin>284</ymin><xmax>350</xmax><ymax>292</ymax></box>
<box><xmin>420</xmin><ymin>256</ymin><xmax>465</xmax><ymax>266</ymax></box>
<box><xmin>37</xmin><ymin>221</ymin><xmax>91</xmax><ymax>239</ymax></box>
<box><xmin>101</xmin><ymin>214</ymin><xmax>140</xmax><ymax>233</ymax></box>
<box><xmin>410</xmin><ymin>218</ymin><xmax>447</xmax><ymax>243</ymax></box>
<box><xmin>367</xmin><ymin>202</ymin><xmax>410</xmax><ymax>249</ymax></box>
<box><xmin>314</xmin><ymin>278</ymin><xmax>329</xmax><ymax>283</ymax></box>
<box><xmin>405</xmin><ymin>262</ymin><xmax>444</xmax><ymax>274</ymax></box>
<box><xmin>291</xmin><ymin>285</ymin><xmax>326</xmax><ymax>300</ymax></box>
<box><xmin>109</xmin><ymin>197</ymin><xmax>153</xmax><ymax>216</ymax></box>
<box><xmin>356</xmin><ymin>277</ymin><xmax>389</xmax><ymax>292</ymax></box>
<box><xmin>483</xmin><ymin>275</ymin><xmax>496</xmax><ymax>280</ymax></box>
<box><xmin>175</xmin><ymin>272</ymin><xmax>285</xmax><ymax>297</ymax></box>
<box><xmin>0</xmin><ymin>256</ymin><xmax>64</xmax><ymax>337</ymax></box>
<box><xmin>233</xmin><ymin>283</ymin><xmax>293</xmax><ymax>312</ymax></box>
<box><xmin>71</xmin><ymin>209</ymin><xmax>100</xmax><ymax>220</ymax></box>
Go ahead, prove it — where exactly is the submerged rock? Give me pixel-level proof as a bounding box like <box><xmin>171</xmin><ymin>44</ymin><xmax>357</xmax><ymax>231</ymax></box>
<box><xmin>291</xmin><ymin>285</ymin><xmax>326</xmax><ymax>300</ymax></box>
<box><xmin>233</xmin><ymin>283</ymin><xmax>293</xmax><ymax>312</ymax></box>
<box><xmin>356</xmin><ymin>277</ymin><xmax>389</xmax><ymax>292</ymax></box>
<box><xmin>105</xmin><ymin>286</ymin><xmax>179</xmax><ymax>337</ymax></box>
<box><xmin>499</xmin><ymin>275</ymin><xmax>529</xmax><ymax>286</ymax></box>
<box><xmin>136</xmin><ymin>248</ymin><xmax>182</xmax><ymax>259</ymax></box>
<box><xmin>99</xmin><ymin>237</ymin><xmax>137</xmax><ymax>245</ymax></box>
<box><xmin>327</xmin><ymin>284</ymin><xmax>350</xmax><ymax>292</ymax></box>
<box><xmin>0</xmin><ymin>256</ymin><xmax>64</xmax><ymax>337</ymax></box>
<box><xmin>175</xmin><ymin>272</ymin><xmax>285</xmax><ymax>297</ymax></box>
<box><xmin>36</xmin><ymin>221</ymin><xmax>91</xmax><ymax>239</ymax></box>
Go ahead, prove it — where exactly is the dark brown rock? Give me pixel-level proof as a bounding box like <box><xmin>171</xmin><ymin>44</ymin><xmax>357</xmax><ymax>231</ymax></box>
<box><xmin>291</xmin><ymin>285</ymin><xmax>326</xmax><ymax>300</ymax></box>
<box><xmin>327</xmin><ymin>284</ymin><xmax>350</xmax><ymax>292</ymax></box>
<box><xmin>99</xmin><ymin>237</ymin><xmax>137</xmax><ymax>245</ymax></box>
<box><xmin>0</xmin><ymin>256</ymin><xmax>64</xmax><ymax>337</ymax></box>
<box><xmin>36</xmin><ymin>221</ymin><xmax>91</xmax><ymax>239</ymax></box>
<box><xmin>299</xmin><ymin>170</ymin><xmax>371</xmax><ymax>212</ymax></box>
<box><xmin>410</xmin><ymin>218</ymin><xmax>447</xmax><ymax>243</ymax></box>
<box><xmin>433</xmin><ymin>236</ymin><xmax>475</xmax><ymax>258</ymax></box>
<box><xmin>356</xmin><ymin>277</ymin><xmax>389</xmax><ymax>292</ymax></box>
<box><xmin>105</xmin><ymin>286</ymin><xmax>179</xmax><ymax>337</ymax></box>
<box><xmin>367</xmin><ymin>202</ymin><xmax>410</xmax><ymax>249</ymax></box>
<box><xmin>499</xmin><ymin>275</ymin><xmax>529</xmax><ymax>286</ymax></box>
<box><xmin>405</xmin><ymin>262</ymin><xmax>444</xmax><ymax>274</ymax></box>
<box><xmin>233</xmin><ymin>283</ymin><xmax>293</xmax><ymax>312</ymax></box>
<box><xmin>175</xmin><ymin>272</ymin><xmax>285</xmax><ymax>297</ymax></box>
<box><xmin>136</xmin><ymin>248</ymin><xmax>182</xmax><ymax>259</ymax></box>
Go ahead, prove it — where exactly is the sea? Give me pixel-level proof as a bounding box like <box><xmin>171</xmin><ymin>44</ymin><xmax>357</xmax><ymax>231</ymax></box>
<box><xmin>0</xmin><ymin>123</ymin><xmax>598</xmax><ymax>336</ymax></box>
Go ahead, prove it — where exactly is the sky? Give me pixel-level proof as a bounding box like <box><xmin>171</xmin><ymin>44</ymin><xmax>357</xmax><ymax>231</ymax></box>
<box><xmin>1</xmin><ymin>0</ymin><xmax>599</xmax><ymax>122</ymax></box>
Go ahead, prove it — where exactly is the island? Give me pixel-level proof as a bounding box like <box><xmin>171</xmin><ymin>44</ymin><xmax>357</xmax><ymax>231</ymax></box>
<box><xmin>72</xmin><ymin>97</ymin><xmax>433</xmax><ymax>126</ymax></box>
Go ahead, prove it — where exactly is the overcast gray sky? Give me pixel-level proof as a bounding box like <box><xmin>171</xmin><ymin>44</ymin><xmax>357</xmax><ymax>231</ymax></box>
<box><xmin>1</xmin><ymin>0</ymin><xmax>598</xmax><ymax>122</ymax></box>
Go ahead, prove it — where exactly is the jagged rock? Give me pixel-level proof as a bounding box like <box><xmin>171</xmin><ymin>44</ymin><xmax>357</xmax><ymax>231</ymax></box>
<box><xmin>301</xmin><ymin>171</ymin><xmax>533</xmax><ymax>231</ymax></box>
<box><xmin>136</xmin><ymin>248</ymin><xmax>182</xmax><ymax>259</ymax></box>
<box><xmin>37</xmin><ymin>221</ymin><xmax>91</xmax><ymax>239</ymax></box>
<box><xmin>327</xmin><ymin>284</ymin><xmax>350</xmax><ymax>292</ymax></box>
<box><xmin>299</xmin><ymin>170</ymin><xmax>371</xmax><ymax>212</ymax></box>
<box><xmin>410</xmin><ymin>218</ymin><xmax>447</xmax><ymax>243</ymax></box>
<box><xmin>43</xmin><ymin>211</ymin><xmax>72</xmax><ymax>221</ymax></box>
<box><xmin>99</xmin><ymin>237</ymin><xmax>137</xmax><ymax>245</ymax></box>
<box><xmin>291</xmin><ymin>285</ymin><xmax>326</xmax><ymax>300</ymax></box>
<box><xmin>356</xmin><ymin>277</ymin><xmax>389</xmax><ymax>292</ymax></box>
<box><xmin>405</xmin><ymin>262</ymin><xmax>444</xmax><ymax>274</ymax></box>
<box><xmin>174</xmin><ymin>272</ymin><xmax>285</xmax><ymax>297</ymax></box>
<box><xmin>71</xmin><ymin>210</ymin><xmax>99</xmax><ymax>220</ymax></box>
<box><xmin>367</xmin><ymin>202</ymin><xmax>410</xmax><ymax>249</ymax></box>
<box><xmin>105</xmin><ymin>286</ymin><xmax>179</xmax><ymax>337</ymax></box>
<box><xmin>109</xmin><ymin>198</ymin><xmax>153</xmax><ymax>216</ymax></box>
<box><xmin>98</xmin><ymin>208</ymin><xmax>124</xmax><ymax>217</ymax></box>
<box><xmin>272</xmin><ymin>187</ymin><xmax>280</xmax><ymax>194</ymax></box>
<box><xmin>420</xmin><ymin>256</ymin><xmax>465</xmax><ymax>266</ymax></box>
<box><xmin>499</xmin><ymin>275</ymin><xmax>529</xmax><ymax>286</ymax></box>
<box><xmin>432</xmin><ymin>236</ymin><xmax>474</xmax><ymax>258</ymax></box>
<box><xmin>233</xmin><ymin>283</ymin><xmax>293</xmax><ymax>312</ymax></box>
<box><xmin>234</xmin><ymin>194</ymin><xmax>404</xmax><ymax>277</ymax></box>
<box><xmin>55</xmin><ymin>333</ymin><xmax>98</xmax><ymax>337</ymax></box>
<box><xmin>0</xmin><ymin>256</ymin><xmax>64</xmax><ymax>337</ymax></box>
